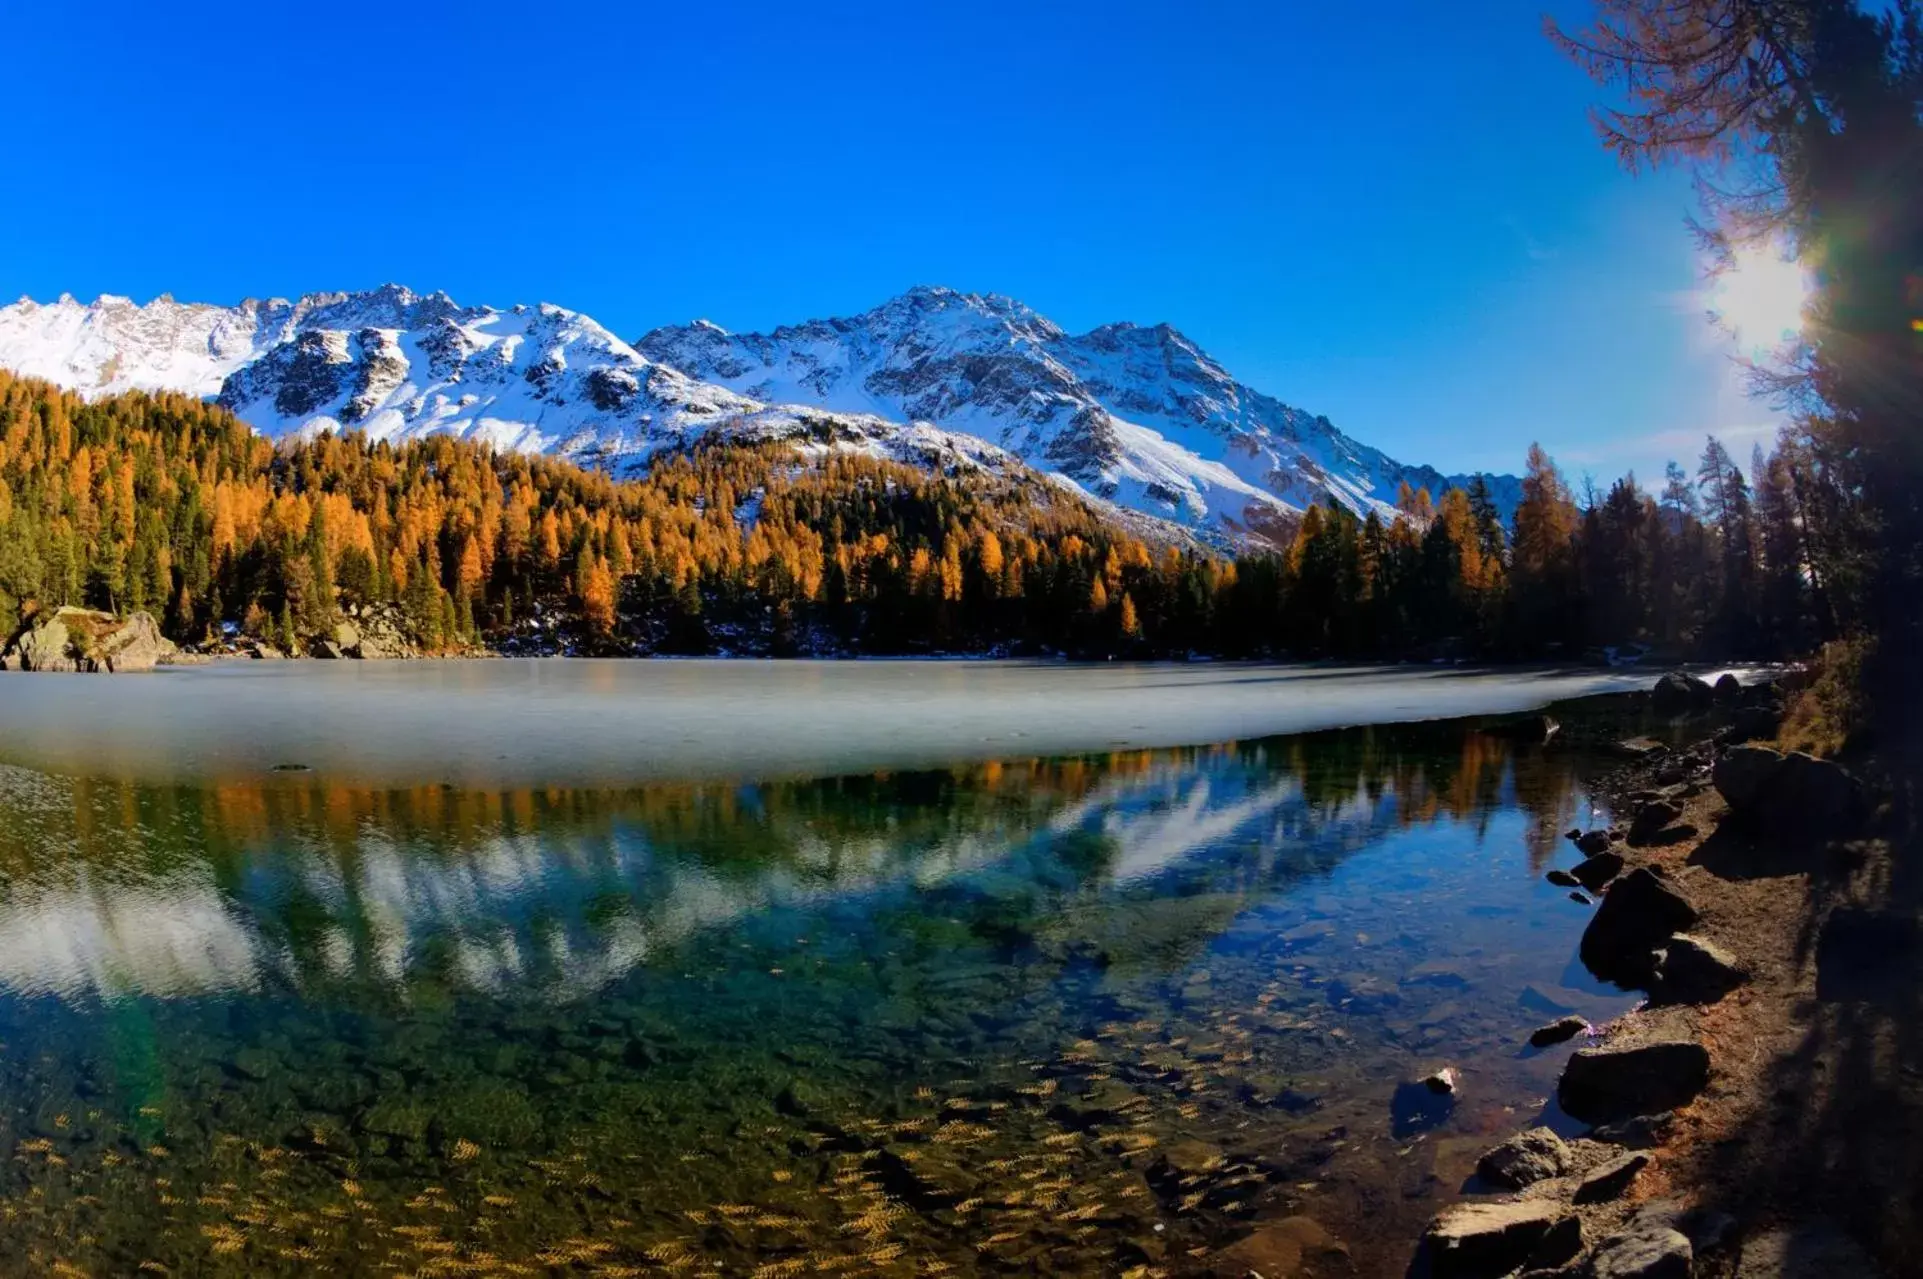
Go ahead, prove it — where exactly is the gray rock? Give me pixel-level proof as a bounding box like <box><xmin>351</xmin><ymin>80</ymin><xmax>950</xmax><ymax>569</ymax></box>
<box><xmin>1713</xmin><ymin>672</ymin><xmax>1742</xmax><ymax>702</ymax></box>
<box><xmin>1588</xmin><ymin>1225</ymin><xmax>1693</xmax><ymax>1278</ymax></box>
<box><xmin>1574</xmin><ymin>1151</ymin><xmax>1650</xmax><ymax>1203</ymax></box>
<box><xmin>1580</xmin><ymin>868</ymin><xmax>1701</xmax><ymax>986</ymax></box>
<box><xmin>88</xmin><ymin>611</ymin><xmax>172</xmax><ymax>672</ymax></box>
<box><xmin>1529</xmin><ymin>1015</ymin><xmax>1590</xmax><ymax>1048</ymax></box>
<box><xmin>10</xmin><ymin>611</ymin><xmax>77</xmax><ymax>671</ymax></box>
<box><xmin>1548</xmin><ymin>869</ymin><xmax>1582</xmax><ymax>888</ymax></box>
<box><xmin>1423</xmin><ymin>1199</ymin><xmax>1574</xmax><ymax>1278</ymax></box>
<box><xmin>1476</xmin><ymin>1127</ymin><xmax>1571</xmax><ymax>1189</ymax></box>
<box><xmin>1559</xmin><ymin>1039</ymin><xmax>1710</xmax><ymax>1123</ymax></box>
<box><xmin>5</xmin><ymin>608</ymin><xmax>175</xmax><ymax>673</ymax></box>
<box><xmin>1572</xmin><ymin>851</ymin><xmax>1625</xmax><ymax>892</ymax></box>
<box><xmin>1651</xmin><ymin>934</ymin><xmax>1745</xmax><ymax>1004</ymax></box>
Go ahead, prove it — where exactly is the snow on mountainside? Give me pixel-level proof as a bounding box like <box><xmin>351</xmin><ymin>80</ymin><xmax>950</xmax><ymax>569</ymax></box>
<box><xmin>0</xmin><ymin>286</ymin><xmax>1024</xmax><ymax>482</ymax></box>
<box><xmin>0</xmin><ymin>284</ymin><xmax>1517</xmax><ymax>547</ymax></box>
<box><xmin>637</xmin><ymin>286</ymin><xmax>1520</xmax><ymax>537</ymax></box>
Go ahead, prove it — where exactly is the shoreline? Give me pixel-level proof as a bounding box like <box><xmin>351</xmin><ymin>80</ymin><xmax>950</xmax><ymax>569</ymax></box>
<box><xmin>1404</xmin><ymin>682</ymin><xmax>1899</xmax><ymax>1277</ymax></box>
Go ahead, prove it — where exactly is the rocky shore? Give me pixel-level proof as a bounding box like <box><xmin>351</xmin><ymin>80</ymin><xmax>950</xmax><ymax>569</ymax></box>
<box><xmin>1408</xmin><ymin>672</ymin><xmax>1893</xmax><ymax>1279</ymax></box>
<box><xmin>0</xmin><ymin>606</ymin><xmax>176</xmax><ymax>672</ymax></box>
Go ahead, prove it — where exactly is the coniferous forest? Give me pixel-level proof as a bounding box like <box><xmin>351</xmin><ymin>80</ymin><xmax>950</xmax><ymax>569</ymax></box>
<box><xmin>0</xmin><ymin>368</ymin><xmax>1867</xmax><ymax>662</ymax></box>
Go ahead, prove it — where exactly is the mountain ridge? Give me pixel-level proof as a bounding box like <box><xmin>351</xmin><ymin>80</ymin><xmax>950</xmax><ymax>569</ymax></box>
<box><xmin>0</xmin><ymin>284</ymin><xmax>1519</xmax><ymax>546</ymax></box>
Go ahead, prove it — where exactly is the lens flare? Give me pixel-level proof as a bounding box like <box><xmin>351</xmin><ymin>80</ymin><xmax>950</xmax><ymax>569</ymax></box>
<box><xmin>1708</xmin><ymin>244</ymin><xmax>1810</xmax><ymax>355</ymax></box>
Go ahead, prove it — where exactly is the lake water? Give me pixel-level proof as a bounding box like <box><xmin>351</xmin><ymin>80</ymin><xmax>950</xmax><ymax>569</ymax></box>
<box><xmin>0</xmin><ymin>661</ymin><xmax>1690</xmax><ymax>1276</ymax></box>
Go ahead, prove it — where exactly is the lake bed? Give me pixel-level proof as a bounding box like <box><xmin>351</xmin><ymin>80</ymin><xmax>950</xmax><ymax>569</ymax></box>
<box><xmin>0</xmin><ymin>662</ymin><xmax>1694</xmax><ymax>1275</ymax></box>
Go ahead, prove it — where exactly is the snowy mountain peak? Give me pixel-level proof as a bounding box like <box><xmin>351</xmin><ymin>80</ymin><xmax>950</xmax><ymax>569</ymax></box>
<box><xmin>0</xmin><ymin>284</ymin><xmax>1518</xmax><ymax>548</ymax></box>
<box><xmin>637</xmin><ymin>287</ymin><xmax>1517</xmax><ymax>538</ymax></box>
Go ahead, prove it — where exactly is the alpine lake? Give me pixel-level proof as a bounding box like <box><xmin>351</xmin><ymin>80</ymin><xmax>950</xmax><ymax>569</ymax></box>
<box><xmin>0</xmin><ymin>660</ymin><xmax>1728</xmax><ymax>1277</ymax></box>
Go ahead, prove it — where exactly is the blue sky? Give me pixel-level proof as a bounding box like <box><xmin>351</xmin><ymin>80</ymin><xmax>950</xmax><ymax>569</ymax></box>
<box><xmin>2</xmin><ymin>0</ymin><xmax>1779</xmax><ymax>484</ymax></box>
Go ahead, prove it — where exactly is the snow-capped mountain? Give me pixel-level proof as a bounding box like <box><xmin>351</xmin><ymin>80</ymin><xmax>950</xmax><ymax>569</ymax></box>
<box><xmin>0</xmin><ymin>286</ymin><xmax>1018</xmax><ymax>478</ymax></box>
<box><xmin>638</xmin><ymin>286</ymin><xmax>1519</xmax><ymax>537</ymax></box>
<box><xmin>0</xmin><ymin>284</ymin><xmax>1517</xmax><ymax>546</ymax></box>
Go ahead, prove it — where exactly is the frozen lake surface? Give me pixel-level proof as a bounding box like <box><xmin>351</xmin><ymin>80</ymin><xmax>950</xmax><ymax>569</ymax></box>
<box><xmin>0</xmin><ymin>657</ymin><xmax>1706</xmax><ymax>786</ymax></box>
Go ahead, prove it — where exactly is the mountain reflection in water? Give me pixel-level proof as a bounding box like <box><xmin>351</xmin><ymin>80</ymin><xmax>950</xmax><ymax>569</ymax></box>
<box><xmin>0</xmin><ymin>716</ymin><xmax>1631</xmax><ymax>1276</ymax></box>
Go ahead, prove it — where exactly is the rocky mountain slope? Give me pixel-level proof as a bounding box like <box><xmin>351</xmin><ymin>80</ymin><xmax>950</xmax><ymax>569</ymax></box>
<box><xmin>0</xmin><ymin>285</ymin><xmax>1517</xmax><ymax>546</ymax></box>
<box><xmin>639</xmin><ymin>286</ymin><xmax>1520</xmax><ymax>536</ymax></box>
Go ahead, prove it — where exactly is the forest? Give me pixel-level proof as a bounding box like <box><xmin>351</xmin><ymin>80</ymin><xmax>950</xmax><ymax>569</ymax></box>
<box><xmin>0</xmin><ymin>368</ymin><xmax>1860</xmax><ymax>662</ymax></box>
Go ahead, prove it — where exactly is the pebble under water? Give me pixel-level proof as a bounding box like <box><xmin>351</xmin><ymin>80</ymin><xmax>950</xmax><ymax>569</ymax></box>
<box><xmin>0</xmin><ymin>701</ymin><xmax>1668</xmax><ymax>1276</ymax></box>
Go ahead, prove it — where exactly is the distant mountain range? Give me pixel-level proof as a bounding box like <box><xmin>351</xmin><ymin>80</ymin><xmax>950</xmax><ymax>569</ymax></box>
<box><xmin>0</xmin><ymin>285</ymin><xmax>1518</xmax><ymax>545</ymax></box>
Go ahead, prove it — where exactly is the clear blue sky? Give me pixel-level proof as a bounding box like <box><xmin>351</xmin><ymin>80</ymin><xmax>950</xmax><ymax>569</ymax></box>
<box><xmin>3</xmin><ymin>0</ymin><xmax>1780</xmax><ymax>484</ymax></box>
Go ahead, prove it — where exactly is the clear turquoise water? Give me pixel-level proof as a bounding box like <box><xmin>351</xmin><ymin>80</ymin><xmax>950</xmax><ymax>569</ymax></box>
<box><xmin>0</xmin><ymin>680</ymin><xmax>1658</xmax><ymax>1276</ymax></box>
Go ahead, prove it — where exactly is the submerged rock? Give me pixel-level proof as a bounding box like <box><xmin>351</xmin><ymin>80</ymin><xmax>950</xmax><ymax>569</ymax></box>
<box><xmin>1559</xmin><ymin>1038</ymin><xmax>1710</xmax><ymax>1123</ymax></box>
<box><xmin>1475</xmin><ymin>1127</ymin><xmax>1570</xmax><ymax>1189</ymax></box>
<box><xmin>1391</xmin><ymin>1072</ymin><xmax>1459</xmax><ymax>1137</ymax></box>
<box><xmin>1210</xmin><ymin>1215</ymin><xmax>1354</xmax><ymax>1277</ymax></box>
<box><xmin>1547</xmin><ymin>869</ymin><xmax>1582</xmax><ymax>888</ymax></box>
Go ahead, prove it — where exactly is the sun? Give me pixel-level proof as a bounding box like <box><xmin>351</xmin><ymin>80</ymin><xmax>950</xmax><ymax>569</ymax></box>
<box><xmin>1708</xmin><ymin>243</ymin><xmax>1810</xmax><ymax>355</ymax></box>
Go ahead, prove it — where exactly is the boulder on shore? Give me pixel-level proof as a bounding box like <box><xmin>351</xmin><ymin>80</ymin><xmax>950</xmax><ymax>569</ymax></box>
<box><xmin>1558</xmin><ymin>1038</ymin><xmax>1710</xmax><ymax>1123</ymax></box>
<box><xmin>1</xmin><ymin>608</ymin><xmax>175</xmax><ymax>673</ymax></box>
<box><xmin>1422</xmin><ymin>1199</ymin><xmax>1580</xmax><ymax>1278</ymax></box>
<box><xmin>1628</xmin><ymin>797</ymin><xmax>1686</xmax><ymax>845</ymax></box>
<box><xmin>1576</xmin><ymin>828</ymin><xmax>1615</xmax><ymax>856</ymax></box>
<box><xmin>1713</xmin><ymin>744</ymin><xmax>1866</xmax><ymax>837</ymax></box>
<box><xmin>1529</xmin><ymin>1014</ymin><xmax>1590</xmax><ymax>1048</ymax></box>
<box><xmin>1573</xmin><ymin>850</ymin><xmax>1626</xmax><ymax>891</ymax></box>
<box><xmin>1580</xmin><ymin>868</ymin><xmax>1700</xmax><ymax>986</ymax></box>
<box><xmin>1589</xmin><ymin>1223</ymin><xmax>1694</xmax><ymax>1278</ymax></box>
<box><xmin>1651</xmin><ymin>670</ymin><xmax>1714</xmax><ymax>714</ymax></box>
<box><xmin>1475</xmin><ymin>1127</ymin><xmax>1570</xmax><ymax>1189</ymax></box>
<box><xmin>1651</xmin><ymin>933</ymin><xmax>1746</xmax><ymax>1004</ymax></box>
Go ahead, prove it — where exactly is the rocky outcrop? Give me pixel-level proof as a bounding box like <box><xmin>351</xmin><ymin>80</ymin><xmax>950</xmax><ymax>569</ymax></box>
<box><xmin>1558</xmin><ymin>1038</ymin><xmax>1711</xmax><ymax>1124</ymax></box>
<box><xmin>1</xmin><ymin>608</ymin><xmax>175</xmax><ymax>673</ymax></box>
<box><xmin>1580</xmin><ymin>868</ymin><xmax>1701</xmax><ymax>986</ymax></box>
